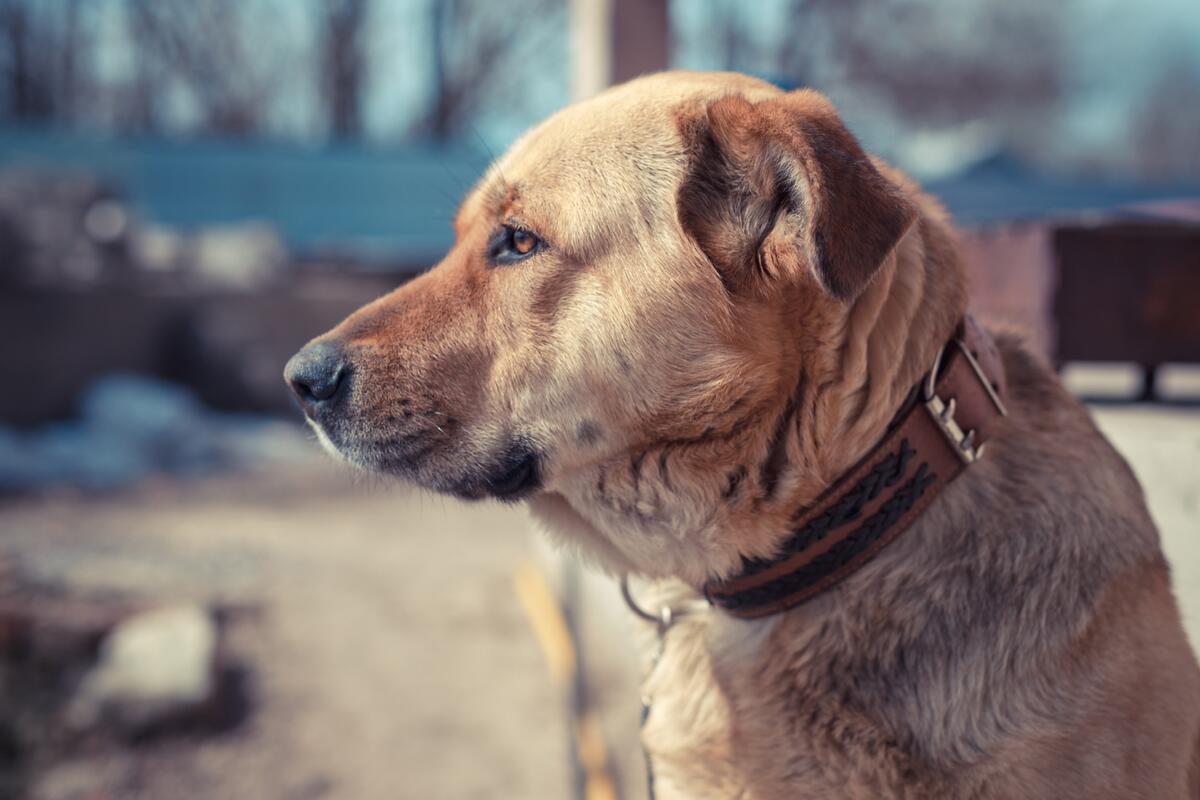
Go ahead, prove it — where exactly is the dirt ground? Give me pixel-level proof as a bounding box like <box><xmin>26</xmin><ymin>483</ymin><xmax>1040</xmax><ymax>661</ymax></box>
<box><xmin>0</xmin><ymin>403</ymin><xmax>1196</xmax><ymax>800</ymax></box>
<box><xmin>1</xmin><ymin>465</ymin><xmax>569</xmax><ymax>800</ymax></box>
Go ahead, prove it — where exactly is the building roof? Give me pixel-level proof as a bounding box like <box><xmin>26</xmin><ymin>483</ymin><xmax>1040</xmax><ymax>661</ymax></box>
<box><xmin>0</xmin><ymin>129</ymin><xmax>490</xmax><ymax>268</ymax></box>
<box><xmin>926</xmin><ymin>152</ymin><xmax>1200</xmax><ymax>226</ymax></box>
<box><xmin>2</xmin><ymin>130</ymin><xmax>1197</xmax><ymax>266</ymax></box>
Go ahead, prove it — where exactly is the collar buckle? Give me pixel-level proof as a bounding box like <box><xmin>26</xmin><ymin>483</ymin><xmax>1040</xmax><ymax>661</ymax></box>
<box><xmin>923</xmin><ymin>338</ymin><xmax>1008</xmax><ymax>465</ymax></box>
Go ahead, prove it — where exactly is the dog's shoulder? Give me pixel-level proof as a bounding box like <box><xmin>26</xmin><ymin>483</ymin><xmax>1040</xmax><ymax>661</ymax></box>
<box><xmin>990</xmin><ymin>329</ymin><xmax>1159</xmax><ymax>550</ymax></box>
<box><xmin>657</xmin><ymin>330</ymin><xmax>1200</xmax><ymax>798</ymax></box>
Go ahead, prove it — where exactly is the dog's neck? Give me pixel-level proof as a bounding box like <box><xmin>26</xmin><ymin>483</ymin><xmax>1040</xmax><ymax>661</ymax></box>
<box><xmin>534</xmin><ymin>211</ymin><xmax>971</xmax><ymax>589</ymax></box>
<box><xmin>695</xmin><ymin>218</ymin><xmax>971</xmax><ymax>580</ymax></box>
<box><xmin>709</xmin><ymin>309</ymin><xmax>1007</xmax><ymax>616</ymax></box>
<box><xmin>812</xmin><ymin>219</ymin><xmax>967</xmax><ymax>485</ymax></box>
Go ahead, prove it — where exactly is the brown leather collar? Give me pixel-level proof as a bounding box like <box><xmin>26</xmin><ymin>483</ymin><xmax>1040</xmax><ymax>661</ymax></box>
<box><xmin>705</xmin><ymin>315</ymin><xmax>1008</xmax><ymax>619</ymax></box>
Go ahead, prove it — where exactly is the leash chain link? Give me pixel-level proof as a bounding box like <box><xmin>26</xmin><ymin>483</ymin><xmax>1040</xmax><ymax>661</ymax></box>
<box><xmin>621</xmin><ymin>578</ymin><xmax>708</xmax><ymax>800</ymax></box>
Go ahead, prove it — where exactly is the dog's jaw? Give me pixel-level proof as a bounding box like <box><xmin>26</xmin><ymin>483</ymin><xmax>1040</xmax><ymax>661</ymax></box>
<box><xmin>307</xmin><ymin>418</ymin><xmax>352</xmax><ymax>465</ymax></box>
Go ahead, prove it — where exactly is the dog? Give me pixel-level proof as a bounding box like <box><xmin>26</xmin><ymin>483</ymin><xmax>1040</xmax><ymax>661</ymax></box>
<box><xmin>285</xmin><ymin>71</ymin><xmax>1200</xmax><ymax>798</ymax></box>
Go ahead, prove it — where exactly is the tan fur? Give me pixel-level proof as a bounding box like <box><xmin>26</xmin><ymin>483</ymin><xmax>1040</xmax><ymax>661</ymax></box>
<box><xmin>293</xmin><ymin>72</ymin><xmax>1200</xmax><ymax>798</ymax></box>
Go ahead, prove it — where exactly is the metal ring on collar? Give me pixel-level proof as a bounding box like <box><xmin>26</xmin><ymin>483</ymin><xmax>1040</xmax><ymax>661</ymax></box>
<box><xmin>620</xmin><ymin>575</ymin><xmax>710</xmax><ymax>628</ymax></box>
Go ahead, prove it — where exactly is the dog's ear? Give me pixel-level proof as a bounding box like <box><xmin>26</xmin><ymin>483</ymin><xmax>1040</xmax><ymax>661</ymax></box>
<box><xmin>677</xmin><ymin>90</ymin><xmax>916</xmax><ymax>301</ymax></box>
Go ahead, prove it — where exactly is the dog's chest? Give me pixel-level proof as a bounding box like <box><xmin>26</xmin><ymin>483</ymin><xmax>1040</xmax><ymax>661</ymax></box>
<box><xmin>636</xmin><ymin>609</ymin><xmax>850</xmax><ymax>799</ymax></box>
<box><xmin>637</xmin><ymin>611</ymin><xmax>917</xmax><ymax>800</ymax></box>
<box><xmin>639</xmin><ymin>616</ymin><xmax>749</xmax><ymax>799</ymax></box>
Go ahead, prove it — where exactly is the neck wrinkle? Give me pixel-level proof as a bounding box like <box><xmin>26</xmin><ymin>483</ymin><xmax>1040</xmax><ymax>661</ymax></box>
<box><xmin>818</xmin><ymin>229</ymin><xmax>930</xmax><ymax>483</ymax></box>
<box><xmin>700</xmin><ymin>215</ymin><xmax>969</xmax><ymax>584</ymax></box>
<box><xmin>771</xmin><ymin>218</ymin><xmax>965</xmax><ymax>528</ymax></box>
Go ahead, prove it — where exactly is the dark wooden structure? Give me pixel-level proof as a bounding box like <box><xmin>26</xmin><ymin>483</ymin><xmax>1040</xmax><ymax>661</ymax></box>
<box><xmin>0</xmin><ymin>272</ymin><xmax>401</xmax><ymax>426</ymax></box>
<box><xmin>1053</xmin><ymin>221</ymin><xmax>1200</xmax><ymax>400</ymax></box>
<box><xmin>611</xmin><ymin>0</ymin><xmax>669</xmax><ymax>84</ymax></box>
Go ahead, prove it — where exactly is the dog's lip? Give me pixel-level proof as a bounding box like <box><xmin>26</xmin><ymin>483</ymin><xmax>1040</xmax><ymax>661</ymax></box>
<box><xmin>482</xmin><ymin>447</ymin><xmax>542</xmax><ymax>501</ymax></box>
<box><xmin>312</xmin><ymin>417</ymin><xmax>542</xmax><ymax>502</ymax></box>
<box><xmin>307</xmin><ymin>420</ymin><xmax>440</xmax><ymax>472</ymax></box>
<box><xmin>375</xmin><ymin>431</ymin><xmax>439</xmax><ymax>461</ymax></box>
<box><xmin>375</xmin><ymin>442</ymin><xmax>437</xmax><ymax>471</ymax></box>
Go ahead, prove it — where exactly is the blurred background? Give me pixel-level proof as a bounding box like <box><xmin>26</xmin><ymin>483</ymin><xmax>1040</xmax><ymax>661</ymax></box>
<box><xmin>0</xmin><ymin>1</ymin><xmax>1197</xmax><ymax>798</ymax></box>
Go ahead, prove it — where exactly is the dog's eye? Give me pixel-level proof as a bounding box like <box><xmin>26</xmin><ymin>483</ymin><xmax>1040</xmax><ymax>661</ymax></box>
<box><xmin>489</xmin><ymin>225</ymin><xmax>542</xmax><ymax>265</ymax></box>
<box><xmin>512</xmin><ymin>229</ymin><xmax>537</xmax><ymax>255</ymax></box>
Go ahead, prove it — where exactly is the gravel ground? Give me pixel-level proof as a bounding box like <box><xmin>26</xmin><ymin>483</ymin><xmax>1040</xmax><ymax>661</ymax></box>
<box><xmin>0</xmin><ymin>403</ymin><xmax>1195</xmax><ymax>800</ymax></box>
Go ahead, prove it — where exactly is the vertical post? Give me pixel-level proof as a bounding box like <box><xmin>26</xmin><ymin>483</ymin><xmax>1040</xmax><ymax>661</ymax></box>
<box><xmin>561</xmin><ymin>557</ymin><xmax>588</xmax><ymax>800</ymax></box>
<box><xmin>562</xmin><ymin>8</ymin><xmax>671</xmax><ymax>797</ymax></box>
<box><xmin>571</xmin><ymin>0</ymin><xmax>670</xmax><ymax>101</ymax></box>
<box><xmin>611</xmin><ymin>0</ymin><xmax>669</xmax><ymax>85</ymax></box>
<box><xmin>1139</xmin><ymin>364</ymin><xmax>1159</xmax><ymax>403</ymax></box>
<box><xmin>570</xmin><ymin>0</ymin><xmax>612</xmax><ymax>101</ymax></box>
<box><xmin>565</xmin><ymin>5</ymin><xmax>609</xmax><ymax>796</ymax></box>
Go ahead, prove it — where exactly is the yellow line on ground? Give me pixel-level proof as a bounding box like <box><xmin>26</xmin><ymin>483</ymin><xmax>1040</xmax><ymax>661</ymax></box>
<box><xmin>513</xmin><ymin>561</ymin><xmax>576</xmax><ymax>685</ymax></box>
<box><xmin>513</xmin><ymin>561</ymin><xmax>618</xmax><ymax>800</ymax></box>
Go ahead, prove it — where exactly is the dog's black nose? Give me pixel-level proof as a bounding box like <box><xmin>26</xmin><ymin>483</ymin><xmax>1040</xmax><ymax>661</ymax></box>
<box><xmin>284</xmin><ymin>341</ymin><xmax>348</xmax><ymax>413</ymax></box>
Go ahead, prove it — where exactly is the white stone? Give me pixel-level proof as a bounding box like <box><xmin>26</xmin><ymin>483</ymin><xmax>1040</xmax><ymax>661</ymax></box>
<box><xmin>69</xmin><ymin>605</ymin><xmax>217</xmax><ymax>732</ymax></box>
<box><xmin>189</xmin><ymin>222</ymin><xmax>286</xmax><ymax>289</ymax></box>
<box><xmin>83</xmin><ymin>200</ymin><xmax>128</xmax><ymax>243</ymax></box>
<box><xmin>131</xmin><ymin>223</ymin><xmax>184</xmax><ymax>272</ymax></box>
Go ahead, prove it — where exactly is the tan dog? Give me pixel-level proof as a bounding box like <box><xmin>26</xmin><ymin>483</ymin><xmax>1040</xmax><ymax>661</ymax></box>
<box><xmin>284</xmin><ymin>71</ymin><xmax>1200</xmax><ymax>798</ymax></box>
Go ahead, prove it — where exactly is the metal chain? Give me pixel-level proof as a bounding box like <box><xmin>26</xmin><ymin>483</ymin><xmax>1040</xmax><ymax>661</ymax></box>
<box><xmin>620</xmin><ymin>577</ymin><xmax>709</xmax><ymax>800</ymax></box>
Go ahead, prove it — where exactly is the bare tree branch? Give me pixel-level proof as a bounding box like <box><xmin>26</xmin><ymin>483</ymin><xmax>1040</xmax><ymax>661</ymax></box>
<box><xmin>0</xmin><ymin>0</ymin><xmax>86</xmax><ymax>123</ymax></box>
<box><xmin>412</xmin><ymin>0</ymin><xmax>564</xmax><ymax>141</ymax></box>
<box><xmin>127</xmin><ymin>0</ymin><xmax>293</xmax><ymax>137</ymax></box>
<box><xmin>318</xmin><ymin>0</ymin><xmax>368</xmax><ymax>139</ymax></box>
<box><xmin>779</xmin><ymin>0</ymin><xmax>1064</xmax><ymax>126</ymax></box>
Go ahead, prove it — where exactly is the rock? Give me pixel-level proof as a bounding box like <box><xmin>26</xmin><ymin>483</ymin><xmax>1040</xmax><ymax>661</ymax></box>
<box><xmin>0</xmin><ymin>170</ymin><xmax>133</xmax><ymax>288</ymax></box>
<box><xmin>188</xmin><ymin>221</ymin><xmax>286</xmax><ymax>289</ymax></box>
<box><xmin>68</xmin><ymin>605</ymin><xmax>218</xmax><ymax>735</ymax></box>
<box><xmin>79</xmin><ymin>373</ymin><xmax>226</xmax><ymax>477</ymax></box>
<box><xmin>80</xmin><ymin>374</ymin><xmax>204</xmax><ymax>438</ymax></box>
<box><xmin>129</xmin><ymin>222</ymin><xmax>186</xmax><ymax>273</ymax></box>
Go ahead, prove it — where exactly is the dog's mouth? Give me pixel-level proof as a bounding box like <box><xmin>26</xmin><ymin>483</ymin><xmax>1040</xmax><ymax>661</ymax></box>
<box><xmin>312</xmin><ymin>417</ymin><xmax>543</xmax><ymax>503</ymax></box>
<box><xmin>480</xmin><ymin>446</ymin><xmax>542</xmax><ymax>501</ymax></box>
<box><xmin>444</xmin><ymin>441</ymin><xmax>543</xmax><ymax>502</ymax></box>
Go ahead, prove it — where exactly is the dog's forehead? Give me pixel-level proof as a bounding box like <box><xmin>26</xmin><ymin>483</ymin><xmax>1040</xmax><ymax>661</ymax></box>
<box><xmin>463</xmin><ymin>72</ymin><xmax>784</xmax><ymax>252</ymax></box>
<box><xmin>496</xmin><ymin>94</ymin><xmax>685</xmax><ymax>242</ymax></box>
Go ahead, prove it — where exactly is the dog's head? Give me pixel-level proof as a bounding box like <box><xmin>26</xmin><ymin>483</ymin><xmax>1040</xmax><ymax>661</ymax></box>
<box><xmin>285</xmin><ymin>72</ymin><xmax>959</xmax><ymax>581</ymax></box>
